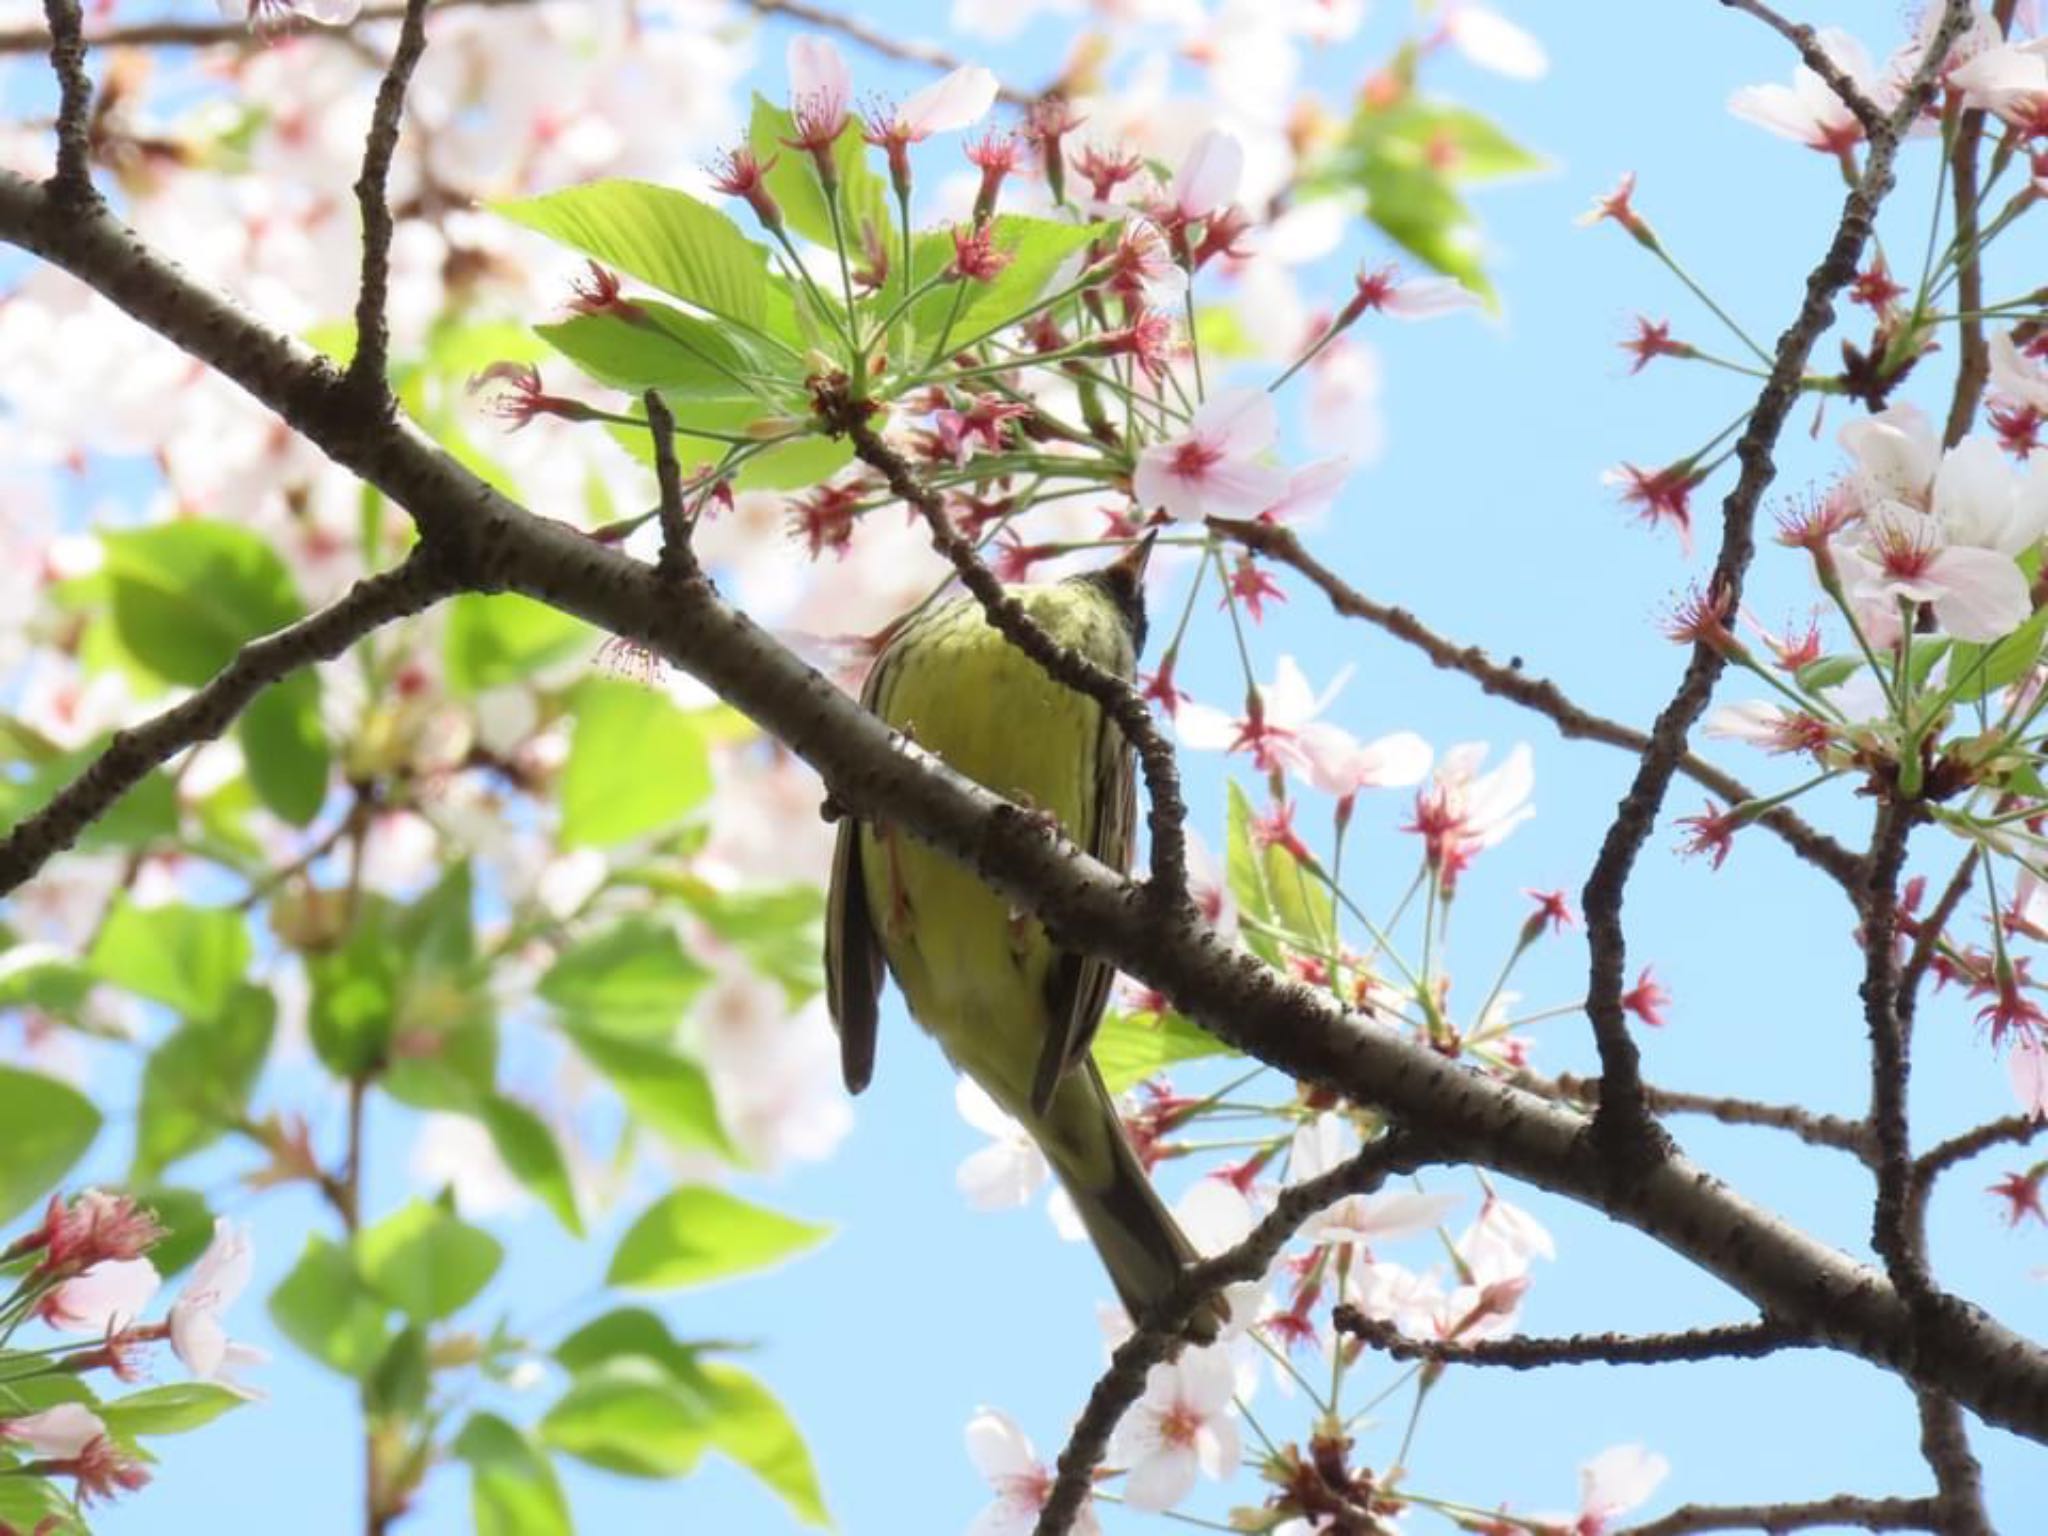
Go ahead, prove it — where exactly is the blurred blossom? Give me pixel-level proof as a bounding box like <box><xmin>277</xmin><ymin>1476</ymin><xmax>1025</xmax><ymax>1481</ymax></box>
<box><xmin>40</xmin><ymin>1258</ymin><xmax>161</xmax><ymax>1334</ymax></box>
<box><xmin>1444</xmin><ymin>3</ymin><xmax>1550</xmax><ymax>80</ymax></box>
<box><xmin>169</xmin><ymin>1220</ymin><xmax>269</xmax><ymax>1394</ymax></box>
<box><xmin>955</xmin><ymin>1078</ymin><xmax>1051</xmax><ymax>1210</ymax></box>
<box><xmin>411</xmin><ymin>1112</ymin><xmax>530</xmax><ymax>1218</ymax></box>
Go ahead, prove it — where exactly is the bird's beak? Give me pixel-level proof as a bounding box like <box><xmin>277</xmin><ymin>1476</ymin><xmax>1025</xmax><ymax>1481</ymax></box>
<box><xmin>1107</xmin><ymin>528</ymin><xmax>1158</xmax><ymax>584</ymax></box>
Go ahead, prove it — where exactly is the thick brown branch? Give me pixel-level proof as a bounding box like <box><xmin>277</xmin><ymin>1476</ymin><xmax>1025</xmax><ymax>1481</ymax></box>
<box><xmin>1718</xmin><ymin>0</ymin><xmax>1887</xmax><ymax>140</ymax></box>
<box><xmin>345</xmin><ymin>0</ymin><xmax>431</xmax><ymax>397</ymax></box>
<box><xmin>8</xmin><ymin>167</ymin><xmax>2048</xmax><ymax>1448</ymax></box>
<box><xmin>1033</xmin><ymin>1134</ymin><xmax>1432</xmax><ymax>1536</ymax></box>
<box><xmin>1208</xmin><ymin>517</ymin><xmax>1864</xmax><ymax>891</ymax></box>
<box><xmin>1578</xmin><ymin>3</ymin><xmax>1966</xmax><ymax>1154</ymax></box>
<box><xmin>846</xmin><ymin>416</ymin><xmax>1191</xmax><ymax>905</ymax></box>
<box><xmin>1331</xmin><ymin>1311</ymin><xmax>1811</xmax><ymax>1369</ymax></box>
<box><xmin>38</xmin><ymin>0</ymin><xmax>94</xmax><ymax>205</ymax></box>
<box><xmin>1619</xmin><ymin>1493</ymin><xmax>1937</xmax><ymax>1536</ymax></box>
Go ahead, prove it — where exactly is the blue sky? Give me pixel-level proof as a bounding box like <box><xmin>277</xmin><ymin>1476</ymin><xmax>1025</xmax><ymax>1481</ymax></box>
<box><xmin>44</xmin><ymin>0</ymin><xmax>2048</xmax><ymax>1531</ymax></box>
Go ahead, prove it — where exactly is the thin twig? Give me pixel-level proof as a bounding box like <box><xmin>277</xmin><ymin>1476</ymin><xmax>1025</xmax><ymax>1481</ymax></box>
<box><xmin>0</xmin><ymin>0</ymin><xmax>1035</xmax><ymax>102</ymax></box>
<box><xmin>1916</xmin><ymin>1113</ymin><xmax>2048</xmax><ymax>1185</ymax></box>
<box><xmin>642</xmin><ymin>390</ymin><xmax>697</xmax><ymax>580</ymax></box>
<box><xmin>345</xmin><ymin>0</ymin><xmax>431</xmax><ymax>397</ymax></box>
<box><xmin>0</xmin><ymin>552</ymin><xmax>454</xmax><ymax>897</ymax></box>
<box><xmin>1331</xmin><ymin>1311</ymin><xmax>1812</xmax><ymax>1369</ymax></box>
<box><xmin>38</xmin><ymin>0</ymin><xmax>94</xmax><ymax>206</ymax></box>
<box><xmin>1540</xmin><ymin>1070</ymin><xmax>1874</xmax><ymax>1159</ymax></box>
<box><xmin>844</xmin><ymin>413</ymin><xmax>1193</xmax><ymax>907</ymax></box>
<box><xmin>1618</xmin><ymin>1493</ymin><xmax>1938</xmax><ymax>1536</ymax></box>
<box><xmin>1577</xmin><ymin>3</ymin><xmax>1963</xmax><ymax>1154</ymax></box>
<box><xmin>1863</xmin><ymin>798</ymin><xmax>1926</xmax><ymax>1300</ymax></box>
<box><xmin>1207</xmin><ymin>518</ymin><xmax>1864</xmax><ymax>892</ymax></box>
<box><xmin>1718</xmin><ymin>0</ymin><xmax>1888</xmax><ymax>141</ymax></box>
<box><xmin>1032</xmin><ymin>1134</ymin><xmax>1431</xmax><ymax>1536</ymax></box>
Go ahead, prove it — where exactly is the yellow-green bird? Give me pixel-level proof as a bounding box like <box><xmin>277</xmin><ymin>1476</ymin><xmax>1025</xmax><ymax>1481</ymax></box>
<box><xmin>825</xmin><ymin>540</ymin><xmax>1217</xmax><ymax>1339</ymax></box>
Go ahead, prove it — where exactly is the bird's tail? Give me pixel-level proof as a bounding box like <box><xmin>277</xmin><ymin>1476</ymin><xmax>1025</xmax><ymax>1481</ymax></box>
<box><xmin>1041</xmin><ymin>1058</ymin><xmax>1225</xmax><ymax>1344</ymax></box>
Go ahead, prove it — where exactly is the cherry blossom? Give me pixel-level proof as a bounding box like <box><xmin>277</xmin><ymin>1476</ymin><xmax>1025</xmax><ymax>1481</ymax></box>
<box><xmin>1175</xmin><ymin>654</ymin><xmax>1349</xmax><ymax>779</ymax></box>
<box><xmin>169</xmin><ymin>1219</ymin><xmax>269</xmax><ymax>1392</ymax></box>
<box><xmin>1109</xmin><ymin>1347</ymin><xmax>1243</xmax><ymax>1510</ymax></box>
<box><xmin>786</xmin><ymin>34</ymin><xmax>854</xmax><ymax>154</ymax></box>
<box><xmin>965</xmin><ymin>1409</ymin><xmax>1100</xmax><ymax>1536</ymax></box>
<box><xmin>39</xmin><ymin>1258</ymin><xmax>161</xmax><ymax>1334</ymax></box>
<box><xmin>1169</xmin><ymin>128</ymin><xmax>1246</xmax><ymax>221</ymax></box>
<box><xmin>2009</xmin><ymin>1036</ymin><xmax>2048</xmax><ymax>1119</ymax></box>
<box><xmin>1132</xmin><ymin>390</ymin><xmax>1288</xmax><ymax>523</ymax></box>
<box><xmin>1405</xmin><ymin>742</ymin><xmax>1536</xmax><ymax>884</ymax></box>
<box><xmin>218</xmin><ymin>0</ymin><xmax>365</xmax><ymax>27</ymax></box>
<box><xmin>1727</xmin><ymin>28</ymin><xmax>1881</xmax><ymax>155</ymax></box>
<box><xmin>1443</xmin><ymin>3</ymin><xmax>1550</xmax><ymax>81</ymax></box>
<box><xmin>0</xmin><ymin>1403</ymin><xmax>106</xmax><ymax>1459</ymax></box>
<box><xmin>1572</xmin><ymin>1444</ymin><xmax>1672</xmax><ymax>1534</ymax></box>
<box><xmin>1950</xmin><ymin>35</ymin><xmax>2048</xmax><ymax>135</ymax></box>
<box><xmin>954</xmin><ymin>1078</ymin><xmax>1051</xmax><ymax>1209</ymax></box>
<box><xmin>410</xmin><ymin>1113</ymin><xmax>530</xmax><ymax>1218</ymax></box>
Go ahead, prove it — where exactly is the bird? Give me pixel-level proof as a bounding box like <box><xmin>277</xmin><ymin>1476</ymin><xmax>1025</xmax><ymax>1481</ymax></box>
<box><xmin>825</xmin><ymin>536</ymin><xmax>1220</xmax><ymax>1340</ymax></box>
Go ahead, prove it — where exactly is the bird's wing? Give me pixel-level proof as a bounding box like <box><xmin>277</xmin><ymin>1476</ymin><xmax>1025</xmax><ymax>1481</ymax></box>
<box><xmin>824</xmin><ymin>653</ymin><xmax>894</xmax><ymax>1095</ymax></box>
<box><xmin>1030</xmin><ymin>701</ymin><xmax>1136</xmax><ymax>1117</ymax></box>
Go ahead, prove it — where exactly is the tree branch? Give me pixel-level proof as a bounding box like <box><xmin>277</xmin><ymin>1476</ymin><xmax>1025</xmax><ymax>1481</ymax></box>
<box><xmin>1033</xmin><ymin>1133</ymin><xmax>1434</xmax><ymax>1536</ymax></box>
<box><xmin>843</xmin><ymin>414</ymin><xmax>1192</xmax><ymax>906</ymax></box>
<box><xmin>7</xmin><ymin>165</ymin><xmax>2048</xmax><ymax>1450</ymax></box>
<box><xmin>38</xmin><ymin>0</ymin><xmax>94</xmax><ymax>207</ymax></box>
<box><xmin>1915</xmin><ymin>1113</ymin><xmax>2048</xmax><ymax>1187</ymax></box>
<box><xmin>1863</xmin><ymin>798</ymin><xmax>1926</xmax><ymax>1301</ymax></box>
<box><xmin>1577</xmin><ymin>0</ymin><xmax>1968</xmax><ymax>1155</ymax></box>
<box><xmin>0</xmin><ymin>550</ymin><xmax>456</xmax><ymax>895</ymax></box>
<box><xmin>1207</xmin><ymin>517</ymin><xmax>1864</xmax><ymax>892</ymax></box>
<box><xmin>1537</xmin><ymin>1070</ymin><xmax>1874</xmax><ymax>1159</ymax></box>
<box><xmin>345</xmin><ymin>0</ymin><xmax>432</xmax><ymax>398</ymax></box>
<box><xmin>1618</xmin><ymin>1493</ymin><xmax>1938</xmax><ymax>1536</ymax></box>
<box><xmin>1330</xmin><ymin>1312</ymin><xmax>1812</xmax><ymax>1369</ymax></box>
<box><xmin>641</xmin><ymin>389</ymin><xmax>697</xmax><ymax>580</ymax></box>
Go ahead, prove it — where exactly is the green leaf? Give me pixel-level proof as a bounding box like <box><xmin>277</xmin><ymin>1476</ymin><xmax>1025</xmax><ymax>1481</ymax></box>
<box><xmin>97</xmin><ymin>1383</ymin><xmax>248</xmax><ymax>1437</ymax></box>
<box><xmin>554</xmin><ymin>1307</ymin><xmax>707</xmax><ymax>1380</ymax></box>
<box><xmin>1092</xmin><ymin>1009</ymin><xmax>1230</xmax><ymax>1094</ymax></box>
<box><xmin>499</xmin><ymin>181</ymin><xmax>775</xmax><ymax>332</ymax></box>
<box><xmin>100</xmin><ymin>521</ymin><xmax>302</xmax><ymax>685</ymax></box>
<box><xmin>568</xmin><ymin>1026</ymin><xmax>735</xmax><ymax>1161</ymax></box>
<box><xmin>366</xmin><ymin>1323</ymin><xmax>432</xmax><ymax>1416</ymax></box>
<box><xmin>0</xmin><ymin>1477</ymin><xmax>83</xmax><ymax>1535</ymax></box>
<box><xmin>1795</xmin><ymin>653</ymin><xmax>1861</xmax><ymax>693</ymax></box>
<box><xmin>0</xmin><ymin>944</ymin><xmax>94</xmax><ymax>1018</ymax></box>
<box><xmin>0</xmin><ymin>1067</ymin><xmax>99</xmax><ymax>1225</ymax></box>
<box><xmin>268</xmin><ymin>1233</ymin><xmax>392</xmax><ymax>1377</ymax></box>
<box><xmin>1947</xmin><ymin>610</ymin><xmax>2048</xmax><ymax>704</ymax></box>
<box><xmin>455</xmin><ymin>1413</ymin><xmax>574</xmax><ymax>1536</ymax></box>
<box><xmin>698</xmin><ymin>1362</ymin><xmax>830</xmax><ymax>1527</ymax></box>
<box><xmin>540</xmin><ymin>1357</ymin><xmax>714</xmax><ymax>1478</ymax></box>
<box><xmin>1383</xmin><ymin>100</ymin><xmax>1546</xmax><ymax>183</ymax></box>
<box><xmin>238</xmin><ymin>670</ymin><xmax>330</xmax><ymax>827</ymax></box>
<box><xmin>539</xmin><ymin>916</ymin><xmax>711</xmax><ymax>1030</ymax></box>
<box><xmin>477</xmin><ymin>1095</ymin><xmax>582</xmax><ymax>1235</ymax></box>
<box><xmin>358</xmin><ymin>1199</ymin><xmax>504</xmax><ymax>1322</ymax></box>
<box><xmin>444</xmin><ymin>594</ymin><xmax>593</xmax><ymax>694</ymax></box>
<box><xmin>748</xmin><ymin>95</ymin><xmax>890</xmax><ymax>255</ymax></box>
<box><xmin>1225</xmin><ymin>780</ymin><xmax>1281</xmax><ymax>967</ymax></box>
<box><xmin>132</xmin><ymin>985</ymin><xmax>274</xmax><ymax>1179</ymax></box>
<box><xmin>534</xmin><ymin>301</ymin><xmax>764</xmax><ymax>398</ymax></box>
<box><xmin>89</xmin><ymin>899</ymin><xmax>250</xmax><ymax>1020</ymax></box>
<box><xmin>608</xmin><ymin>1186</ymin><xmax>828</xmax><ymax>1291</ymax></box>
<box><xmin>308</xmin><ymin>908</ymin><xmax>400</xmax><ymax>1078</ymax></box>
<box><xmin>559</xmin><ymin>680</ymin><xmax>714</xmax><ymax>847</ymax></box>
<box><xmin>128</xmin><ymin>1187</ymin><xmax>213</xmax><ymax>1277</ymax></box>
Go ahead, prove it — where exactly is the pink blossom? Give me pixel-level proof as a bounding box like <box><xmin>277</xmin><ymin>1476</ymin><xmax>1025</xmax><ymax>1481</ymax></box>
<box><xmin>170</xmin><ymin>1219</ymin><xmax>268</xmax><ymax>1392</ymax></box>
<box><xmin>1443</xmin><ymin>3</ymin><xmax>1549</xmax><ymax>80</ymax></box>
<box><xmin>1950</xmin><ymin>37</ymin><xmax>2048</xmax><ymax>136</ymax></box>
<box><xmin>2007</xmin><ymin>1036</ymin><xmax>2048</xmax><ymax>1120</ymax></box>
<box><xmin>1727</xmin><ymin>28</ymin><xmax>1880</xmax><ymax>155</ymax></box>
<box><xmin>890</xmin><ymin>65</ymin><xmax>1000</xmax><ymax>140</ymax></box>
<box><xmin>785</xmin><ymin>34</ymin><xmax>853</xmax><ymax>151</ymax></box>
<box><xmin>1</xmin><ymin>1403</ymin><xmax>106</xmax><ymax>1459</ymax></box>
<box><xmin>1108</xmin><ymin>1348</ymin><xmax>1241</xmax><ymax>1511</ymax></box>
<box><xmin>1575</xmin><ymin>1444</ymin><xmax>1671</xmax><ymax>1534</ymax></box>
<box><xmin>954</xmin><ymin>1079</ymin><xmax>1049</xmax><ymax>1211</ymax></box>
<box><xmin>39</xmin><ymin>1257</ymin><xmax>160</xmax><ymax>1333</ymax></box>
<box><xmin>966</xmin><ymin>1409</ymin><xmax>1101</xmax><ymax>1536</ymax></box>
<box><xmin>1132</xmin><ymin>390</ymin><xmax>1287</xmax><ymax>524</ymax></box>
<box><xmin>1169</xmin><ymin>129</ymin><xmax>1245</xmax><ymax>221</ymax></box>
